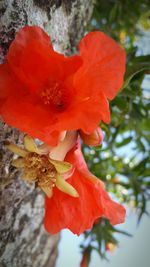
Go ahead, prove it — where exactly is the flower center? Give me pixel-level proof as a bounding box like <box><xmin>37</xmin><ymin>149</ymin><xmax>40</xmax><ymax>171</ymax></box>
<box><xmin>40</xmin><ymin>82</ymin><xmax>64</xmax><ymax>108</ymax></box>
<box><xmin>24</xmin><ymin>152</ymin><xmax>57</xmax><ymax>187</ymax></box>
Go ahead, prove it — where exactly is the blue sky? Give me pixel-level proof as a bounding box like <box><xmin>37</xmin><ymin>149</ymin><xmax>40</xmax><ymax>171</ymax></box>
<box><xmin>56</xmin><ymin>210</ymin><xmax>150</xmax><ymax>267</ymax></box>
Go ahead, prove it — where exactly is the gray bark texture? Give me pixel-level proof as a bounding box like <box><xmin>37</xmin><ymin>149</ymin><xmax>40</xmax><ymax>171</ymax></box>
<box><xmin>0</xmin><ymin>1</ymin><xmax>93</xmax><ymax>267</ymax></box>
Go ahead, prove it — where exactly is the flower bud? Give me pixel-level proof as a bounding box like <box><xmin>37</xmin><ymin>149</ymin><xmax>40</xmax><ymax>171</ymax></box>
<box><xmin>106</xmin><ymin>242</ymin><xmax>117</xmax><ymax>253</ymax></box>
<box><xmin>79</xmin><ymin>127</ymin><xmax>104</xmax><ymax>146</ymax></box>
<box><xmin>80</xmin><ymin>252</ymin><xmax>89</xmax><ymax>267</ymax></box>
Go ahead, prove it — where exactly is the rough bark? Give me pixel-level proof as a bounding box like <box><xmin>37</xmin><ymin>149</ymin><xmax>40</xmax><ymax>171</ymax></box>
<box><xmin>0</xmin><ymin>1</ymin><xmax>93</xmax><ymax>267</ymax></box>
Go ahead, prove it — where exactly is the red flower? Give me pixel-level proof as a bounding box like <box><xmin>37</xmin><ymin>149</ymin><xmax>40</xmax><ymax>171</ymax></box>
<box><xmin>80</xmin><ymin>252</ymin><xmax>89</xmax><ymax>267</ymax></box>
<box><xmin>106</xmin><ymin>242</ymin><xmax>117</xmax><ymax>253</ymax></box>
<box><xmin>0</xmin><ymin>26</ymin><xmax>125</xmax><ymax>146</ymax></box>
<box><xmin>79</xmin><ymin>127</ymin><xmax>104</xmax><ymax>146</ymax></box>
<box><xmin>44</xmin><ymin>141</ymin><xmax>125</xmax><ymax>235</ymax></box>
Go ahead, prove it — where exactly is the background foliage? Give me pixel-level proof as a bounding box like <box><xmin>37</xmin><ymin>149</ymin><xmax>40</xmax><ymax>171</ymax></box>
<box><xmin>81</xmin><ymin>0</ymin><xmax>150</xmax><ymax>264</ymax></box>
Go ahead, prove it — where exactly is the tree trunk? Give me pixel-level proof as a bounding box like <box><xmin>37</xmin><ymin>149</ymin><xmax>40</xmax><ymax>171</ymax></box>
<box><xmin>0</xmin><ymin>1</ymin><xmax>93</xmax><ymax>267</ymax></box>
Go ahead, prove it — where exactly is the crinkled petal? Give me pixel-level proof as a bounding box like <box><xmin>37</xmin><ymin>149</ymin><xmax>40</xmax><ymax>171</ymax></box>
<box><xmin>44</xmin><ymin>142</ymin><xmax>125</xmax><ymax>235</ymax></box>
<box><xmin>78</xmin><ymin>31</ymin><xmax>126</xmax><ymax>100</ymax></box>
<box><xmin>99</xmin><ymin>189</ymin><xmax>126</xmax><ymax>225</ymax></box>
<box><xmin>7</xmin><ymin>26</ymin><xmax>82</xmax><ymax>91</ymax></box>
<box><xmin>0</xmin><ymin>90</ymin><xmax>60</xmax><ymax>146</ymax></box>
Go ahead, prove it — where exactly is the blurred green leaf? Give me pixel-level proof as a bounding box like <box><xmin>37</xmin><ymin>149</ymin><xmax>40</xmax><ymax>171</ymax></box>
<box><xmin>116</xmin><ymin>137</ymin><xmax>133</xmax><ymax>147</ymax></box>
<box><xmin>123</xmin><ymin>55</ymin><xmax>150</xmax><ymax>89</ymax></box>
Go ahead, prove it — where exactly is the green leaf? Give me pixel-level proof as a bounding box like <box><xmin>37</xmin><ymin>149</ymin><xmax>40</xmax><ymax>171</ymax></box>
<box><xmin>114</xmin><ymin>229</ymin><xmax>132</xmax><ymax>237</ymax></box>
<box><xmin>123</xmin><ymin>55</ymin><xmax>150</xmax><ymax>89</ymax></box>
<box><xmin>113</xmin><ymin>97</ymin><xmax>128</xmax><ymax>111</ymax></box>
<box><xmin>116</xmin><ymin>136</ymin><xmax>133</xmax><ymax>147</ymax></box>
<box><xmin>133</xmin><ymin>157</ymin><xmax>149</xmax><ymax>172</ymax></box>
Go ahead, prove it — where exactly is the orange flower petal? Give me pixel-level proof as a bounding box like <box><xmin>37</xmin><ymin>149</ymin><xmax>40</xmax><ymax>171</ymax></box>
<box><xmin>78</xmin><ymin>31</ymin><xmax>126</xmax><ymax>100</ymax></box>
<box><xmin>44</xmin><ymin>142</ymin><xmax>125</xmax><ymax>235</ymax></box>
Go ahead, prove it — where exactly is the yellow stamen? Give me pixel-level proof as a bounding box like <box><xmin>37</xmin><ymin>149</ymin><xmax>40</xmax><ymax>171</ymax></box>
<box><xmin>5</xmin><ymin>136</ymin><xmax>78</xmax><ymax>198</ymax></box>
<box><xmin>22</xmin><ymin>169</ymin><xmax>37</xmax><ymax>182</ymax></box>
<box><xmin>41</xmin><ymin>84</ymin><xmax>62</xmax><ymax>106</ymax></box>
<box><xmin>12</xmin><ymin>158</ymin><xmax>25</xmax><ymax>168</ymax></box>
